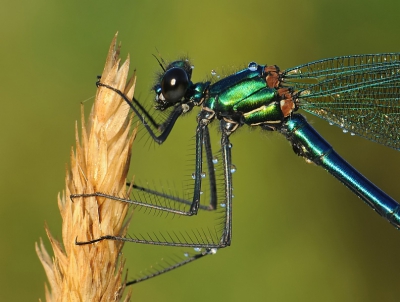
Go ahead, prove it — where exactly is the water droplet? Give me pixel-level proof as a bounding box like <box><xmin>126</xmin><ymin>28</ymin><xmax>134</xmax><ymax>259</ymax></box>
<box><xmin>210</xmin><ymin>248</ymin><xmax>218</xmax><ymax>254</ymax></box>
<box><xmin>212</xmin><ymin>157</ymin><xmax>218</xmax><ymax>164</ymax></box>
<box><xmin>191</xmin><ymin>65</ymin><xmax>195</xmax><ymax>69</ymax></box>
<box><xmin>350</xmin><ymin>132</ymin><xmax>355</xmax><ymax>136</ymax></box>
<box><xmin>247</xmin><ymin>62</ymin><xmax>258</xmax><ymax>71</ymax></box>
<box><xmin>329</xmin><ymin>122</ymin><xmax>334</xmax><ymax>126</ymax></box>
<box><xmin>342</xmin><ymin>129</ymin><xmax>348</xmax><ymax>133</ymax></box>
<box><xmin>194</xmin><ymin>247</ymin><xmax>201</xmax><ymax>252</ymax></box>
<box><xmin>299</xmin><ymin>90</ymin><xmax>311</xmax><ymax>97</ymax></box>
<box><xmin>191</xmin><ymin>173</ymin><xmax>196</xmax><ymax>179</ymax></box>
<box><xmin>230</xmin><ymin>164</ymin><xmax>237</xmax><ymax>173</ymax></box>
<box><xmin>232</xmin><ymin>195</ymin><xmax>235</xmax><ymax>198</ymax></box>
<box><xmin>184</xmin><ymin>252</ymin><xmax>189</xmax><ymax>257</ymax></box>
<box><xmin>211</xmin><ymin>69</ymin><xmax>217</xmax><ymax>76</ymax></box>
<box><xmin>228</xmin><ymin>143</ymin><xmax>233</xmax><ymax>148</ymax></box>
<box><xmin>220</xmin><ymin>203</ymin><xmax>226</xmax><ymax>208</ymax></box>
<box><xmin>200</xmin><ymin>191</ymin><xmax>203</xmax><ymax>195</ymax></box>
<box><xmin>201</xmin><ymin>172</ymin><xmax>206</xmax><ymax>178</ymax></box>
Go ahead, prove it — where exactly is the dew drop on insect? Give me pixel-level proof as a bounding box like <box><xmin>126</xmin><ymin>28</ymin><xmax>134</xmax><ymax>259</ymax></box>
<box><xmin>329</xmin><ymin>122</ymin><xmax>334</xmax><ymax>126</ymax></box>
<box><xmin>211</xmin><ymin>69</ymin><xmax>217</xmax><ymax>76</ymax></box>
<box><xmin>201</xmin><ymin>172</ymin><xmax>206</xmax><ymax>178</ymax></box>
<box><xmin>247</xmin><ymin>62</ymin><xmax>258</xmax><ymax>71</ymax></box>
<box><xmin>194</xmin><ymin>247</ymin><xmax>202</xmax><ymax>252</ymax></box>
<box><xmin>212</xmin><ymin>156</ymin><xmax>218</xmax><ymax>164</ymax></box>
<box><xmin>299</xmin><ymin>90</ymin><xmax>310</xmax><ymax>97</ymax></box>
<box><xmin>342</xmin><ymin>129</ymin><xmax>348</xmax><ymax>133</ymax></box>
<box><xmin>228</xmin><ymin>143</ymin><xmax>233</xmax><ymax>149</ymax></box>
<box><xmin>200</xmin><ymin>191</ymin><xmax>203</xmax><ymax>195</ymax></box>
<box><xmin>230</xmin><ymin>164</ymin><xmax>237</xmax><ymax>173</ymax></box>
<box><xmin>220</xmin><ymin>203</ymin><xmax>226</xmax><ymax>208</ymax></box>
<box><xmin>210</xmin><ymin>248</ymin><xmax>218</xmax><ymax>254</ymax></box>
<box><xmin>287</xmin><ymin>68</ymin><xmax>301</xmax><ymax>75</ymax></box>
<box><xmin>184</xmin><ymin>252</ymin><xmax>189</xmax><ymax>257</ymax></box>
<box><xmin>191</xmin><ymin>65</ymin><xmax>195</xmax><ymax>69</ymax></box>
<box><xmin>350</xmin><ymin>132</ymin><xmax>355</xmax><ymax>136</ymax></box>
<box><xmin>191</xmin><ymin>173</ymin><xmax>196</xmax><ymax>179</ymax></box>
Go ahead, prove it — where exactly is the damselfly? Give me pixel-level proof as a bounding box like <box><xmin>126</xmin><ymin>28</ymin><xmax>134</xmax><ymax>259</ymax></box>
<box><xmin>73</xmin><ymin>53</ymin><xmax>400</xmax><ymax>285</ymax></box>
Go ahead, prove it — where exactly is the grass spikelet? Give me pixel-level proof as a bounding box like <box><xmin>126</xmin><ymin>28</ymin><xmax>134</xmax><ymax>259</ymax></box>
<box><xmin>36</xmin><ymin>33</ymin><xmax>136</xmax><ymax>301</ymax></box>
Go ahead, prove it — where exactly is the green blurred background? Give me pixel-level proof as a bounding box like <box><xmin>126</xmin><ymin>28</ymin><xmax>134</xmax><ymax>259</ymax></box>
<box><xmin>2</xmin><ymin>0</ymin><xmax>400</xmax><ymax>301</ymax></box>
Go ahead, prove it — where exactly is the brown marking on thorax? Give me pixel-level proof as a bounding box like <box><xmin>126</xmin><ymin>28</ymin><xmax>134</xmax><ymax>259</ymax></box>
<box><xmin>264</xmin><ymin>65</ymin><xmax>281</xmax><ymax>88</ymax></box>
<box><xmin>277</xmin><ymin>88</ymin><xmax>296</xmax><ymax>117</ymax></box>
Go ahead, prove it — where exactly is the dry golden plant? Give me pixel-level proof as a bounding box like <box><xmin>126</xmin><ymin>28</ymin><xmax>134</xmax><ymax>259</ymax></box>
<box><xmin>36</xmin><ymin>33</ymin><xmax>136</xmax><ymax>301</ymax></box>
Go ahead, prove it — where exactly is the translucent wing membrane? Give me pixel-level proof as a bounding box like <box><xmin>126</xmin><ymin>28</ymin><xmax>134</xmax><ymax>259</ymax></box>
<box><xmin>282</xmin><ymin>54</ymin><xmax>400</xmax><ymax>150</ymax></box>
<box><xmin>283</xmin><ymin>53</ymin><xmax>400</xmax><ymax>83</ymax></box>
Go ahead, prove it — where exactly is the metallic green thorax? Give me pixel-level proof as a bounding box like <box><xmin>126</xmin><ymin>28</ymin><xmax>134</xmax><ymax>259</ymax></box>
<box><xmin>202</xmin><ymin>64</ymin><xmax>284</xmax><ymax>126</ymax></box>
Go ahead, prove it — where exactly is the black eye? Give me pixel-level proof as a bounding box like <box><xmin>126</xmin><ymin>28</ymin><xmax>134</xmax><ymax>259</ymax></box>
<box><xmin>161</xmin><ymin>67</ymin><xmax>189</xmax><ymax>103</ymax></box>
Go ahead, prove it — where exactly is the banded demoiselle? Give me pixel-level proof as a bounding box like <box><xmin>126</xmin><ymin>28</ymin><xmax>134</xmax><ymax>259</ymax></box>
<box><xmin>73</xmin><ymin>53</ymin><xmax>400</xmax><ymax>285</ymax></box>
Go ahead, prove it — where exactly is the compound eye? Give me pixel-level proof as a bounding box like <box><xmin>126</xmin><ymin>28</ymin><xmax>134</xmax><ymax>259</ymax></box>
<box><xmin>161</xmin><ymin>67</ymin><xmax>189</xmax><ymax>103</ymax></box>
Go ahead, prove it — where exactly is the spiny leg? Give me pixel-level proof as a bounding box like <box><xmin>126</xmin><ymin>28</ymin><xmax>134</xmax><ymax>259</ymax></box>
<box><xmin>126</xmin><ymin>248</ymin><xmax>217</xmax><ymax>285</ymax></box>
<box><xmin>119</xmin><ymin>120</ymin><xmax>234</xmax><ymax>285</ymax></box>
<box><xmin>71</xmin><ymin>117</ymin><xmax>217</xmax><ymax>218</ymax></box>
<box><xmin>96</xmin><ymin>81</ymin><xmax>186</xmax><ymax>144</ymax></box>
<box><xmin>217</xmin><ymin>119</ymin><xmax>234</xmax><ymax>245</ymax></box>
<box><xmin>73</xmin><ymin>83</ymin><xmax>234</xmax><ymax>284</ymax></box>
<box><xmin>125</xmin><ymin>125</ymin><xmax>217</xmax><ymax>210</ymax></box>
<box><xmin>74</xmin><ymin>119</ymin><xmax>234</xmax><ymax>248</ymax></box>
